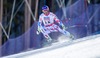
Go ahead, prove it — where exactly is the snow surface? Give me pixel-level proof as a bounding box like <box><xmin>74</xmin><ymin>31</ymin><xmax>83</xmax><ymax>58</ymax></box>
<box><xmin>2</xmin><ymin>34</ymin><xmax>100</xmax><ymax>58</ymax></box>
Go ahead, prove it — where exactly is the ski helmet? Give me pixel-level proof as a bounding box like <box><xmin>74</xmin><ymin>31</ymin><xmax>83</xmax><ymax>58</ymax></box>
<box><xmin>42</xmin><ymin>5</ymin><xmax>49</xmax><ymax>10</ymax></box>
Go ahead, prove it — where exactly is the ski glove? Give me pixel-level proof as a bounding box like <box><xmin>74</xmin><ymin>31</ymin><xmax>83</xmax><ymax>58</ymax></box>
<box><xmin>62</xmin><ymin>24</ymin><xmax>66</xmax><ymax>30</ymax></box>
<box><xmin>37</xmin><ymin>27</ymin><xmax>41</xmax><ymax>32</ymax></box>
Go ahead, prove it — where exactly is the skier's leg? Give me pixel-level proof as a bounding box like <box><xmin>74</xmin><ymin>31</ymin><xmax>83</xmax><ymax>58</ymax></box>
<box><xmin>57</xmin><ymin>25</ymin><xmax>74</xmax><ymax>39</ymax></box>
<box><xmin>40</xmin><ymin>27</ymin><xmax>52</xmax><ymax>42</ymax></box>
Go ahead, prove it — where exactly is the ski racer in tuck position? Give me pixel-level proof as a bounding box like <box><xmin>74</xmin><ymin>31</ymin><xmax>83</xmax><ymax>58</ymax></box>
<box><xmin>37</xmin><ymin>5</ymin><xmax>74</xmax><ymax>42</ymax></box>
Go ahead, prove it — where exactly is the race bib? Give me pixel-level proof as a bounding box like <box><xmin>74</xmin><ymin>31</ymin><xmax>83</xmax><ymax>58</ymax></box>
<box><xmin>44</xmin><ymin>17</ymin><xmax>50</xmax><ymax>24</ymax></box>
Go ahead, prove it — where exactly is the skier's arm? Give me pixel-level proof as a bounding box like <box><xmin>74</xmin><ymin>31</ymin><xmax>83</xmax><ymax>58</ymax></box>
<box><xmin>54</xmin><ymin>15</ymin><xmax>65</xmax><ymax>30</ymax></box>
<box><xmin>59</xmin><ymin>22</ymin><xmax>65</xmax><ymax>30</ymax></box>
<box><xmin>38</xmin><ymin>16</ymin><xmax>42</xmax><ymax>32</ymax></box>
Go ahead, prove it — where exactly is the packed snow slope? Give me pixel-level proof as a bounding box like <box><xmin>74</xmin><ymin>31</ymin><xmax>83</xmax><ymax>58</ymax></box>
<box><xmin>3</xmin><ymin>34</ymin><xmax>100</xmax><ymax>58</ymax></box>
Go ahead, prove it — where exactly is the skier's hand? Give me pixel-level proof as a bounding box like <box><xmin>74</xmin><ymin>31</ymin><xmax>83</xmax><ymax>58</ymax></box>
<box><xmin>37</xmin><ymin>27</ymin><xmax>41</xmax><ymax>34</ymax></box>
<box><xmin>38</xmin><ymin>27</ymin><xmax>41</xmax><ymax>32</ymax></box>
<box><xmin>62</xmin><ymin>25</ymin><xmax>66</xmax><ymax>30</ymax></box>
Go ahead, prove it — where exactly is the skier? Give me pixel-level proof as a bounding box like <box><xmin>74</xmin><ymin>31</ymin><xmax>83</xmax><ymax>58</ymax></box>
<box><xmin>37</xmin><ymin>5</ymin><xmax>73</xmax><ymax>42</ymax></box>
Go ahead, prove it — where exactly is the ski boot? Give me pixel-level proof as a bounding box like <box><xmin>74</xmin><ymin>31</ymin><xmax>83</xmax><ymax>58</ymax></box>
<box><xmin>69</xmin><ymin>34</ymin><xmax>74</xmax><ymax>40</ymax></box>
<box><xmin>44</xmin><ymin>35</ymin><xmax>52</xmax><ymax>43</ymax></box>
<box><xmin>43</xmin><ymin>37</ymin><xmax>52</xmax><ymax>47</ymax></box>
